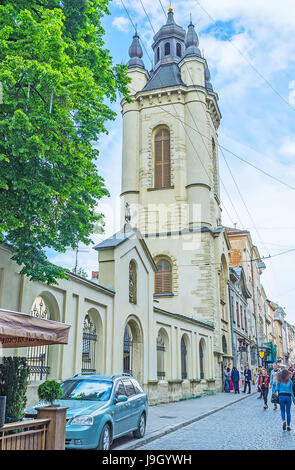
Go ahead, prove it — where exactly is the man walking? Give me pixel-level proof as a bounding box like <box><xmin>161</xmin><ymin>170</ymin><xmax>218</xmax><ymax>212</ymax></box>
<box><xmin>269</xmin><ymin>363</ymin><xmax>281</xmax><ymax>410</ymax></box>
<box><xmin>243</xmin><ymin>364</ymin><xmax>252</xmax><ymax>394</ymax></box>
<box><xmin>231</xmin><ymin>366</ymin><xmax>240</xmax><ymax>394</ymax></box>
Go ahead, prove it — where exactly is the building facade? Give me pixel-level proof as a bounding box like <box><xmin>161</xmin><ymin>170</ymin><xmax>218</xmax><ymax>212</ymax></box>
<box><xmin>228</xmin><ymin>267</ymin><xmax>252</xmax><ymax>375</ymax></box>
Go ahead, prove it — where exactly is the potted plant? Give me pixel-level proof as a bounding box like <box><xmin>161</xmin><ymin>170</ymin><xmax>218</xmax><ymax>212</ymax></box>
<box><xmin>0</xmin><ymin>357</ymin><xmax>30</xmax><ymax>423</ymax></box>
<box><xmin>38</xmin><ymin>380</ymin><xmax>63</xmax><ymax>407</ymax></box>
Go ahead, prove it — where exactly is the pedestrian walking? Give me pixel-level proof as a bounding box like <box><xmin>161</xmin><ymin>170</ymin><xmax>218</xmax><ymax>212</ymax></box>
<box><xmin>269</xmin><ymin>363</ymin><xmax>281</xmax><ymax>410</ymax></box>
<box><xmin>258</xmin><ymin>368</ymin><xmax>270</xmax><ymax>409</ymax></box>
<box><xmin>243</xmin><ymin>364</ymin><xmax>252</xmax><ymax>394</ymax></box>
<box><xmin>224</xmin><ymin>367</ymin><xmax>231</xmax><ymax>393</ymax></box>
<box><xmin>231</xmin><ymin>366</ymin><xmax>240</xmax><ymax>394</ymax></box>
<box><xmin>276</xmin><ymin>368</ymin><xmax>295</xmax><ymax>431</ymax></box>
<box><xmin>223</xmin><ymin>366</ymin><xmax>228</xmax><ymax>392</ymax></box>
<box><xmin>255</xmin><ymin>366</ymin><xmax>263</xmax><ymax>399</ymax></box>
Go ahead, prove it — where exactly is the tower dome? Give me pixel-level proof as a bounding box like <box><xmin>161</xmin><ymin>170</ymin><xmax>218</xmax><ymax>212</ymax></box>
<box><xmin>184</xmin><ymin>20</ymin><xmax>201</xmax><ymax>58</ymax></box>
<box><xmin>152</xmin><ymin>8</ymin><xmax>186</xmax><ymax>70</ymax></box>
<box><xmin>127</xmin><ymin>32</ymin><xmax>145</xmax><ymax>69</ymax></box>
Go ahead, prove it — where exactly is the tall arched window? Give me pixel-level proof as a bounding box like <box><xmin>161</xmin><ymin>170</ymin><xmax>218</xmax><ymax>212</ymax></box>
<box><xmin>156</xmin><ymin>47</ymin><xmax>160</xmax><ymax>62</ymax></box>
<box><xmin>154</xmin><ymin>128</ymin><xmax>171</xmax><ymax>188</ymax></box>
<box><xmin>181</xmin><ymin>336</ymin><xmax>187</xmax><ymax>379</ymax></box>
<box><xmin>199</xmin><ymin>340</ymin><xmax>204</xmax><ymax>379</ymax></box>
<box><xmin>129</xmin><ymin>260</ymin><xmax>137</xmax><ymax>304</ymax></box>
<box><xmin>155</xmin><ymin>259</ymin><xmax>172</xmax><ymax>294</ymax></box>
<box><xmin>176</xmin><ymin>43</ymin><xmax>182</xmax><ymax>57</ymax></box>
<box><xmin>222</xmin><ymin>335</ymin><xmax>227</xmax><ymax>354</ymax></box>
<box><xmin>157</xmin><ymin>333</ymin><xmax>165</xmax><ymax>379</ymax></box>
<box><xmin>164</xmin><ymin>42</ymin><xmax>170</xmax><ymax>56</ymax></box>
<box><xmin>28</xmin><ymin>296</ymin><xmax>50</xmax><ymax>381</ymax></box>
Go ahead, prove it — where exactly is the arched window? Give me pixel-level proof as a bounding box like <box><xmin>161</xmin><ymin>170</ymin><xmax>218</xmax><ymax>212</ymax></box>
<box><xmin>129</xmin><ymin>260</ymin><xmax>137</xmax><ymax>304</ymax></box>
<box><xmin>222</xmin><ymin>335</ymin><xmax>227</xmax><ymax>354</ymax></box>
<box><xmin>164</xmin><ymin>42</ymin><xmax>170</xmax><ymax>56</ymax></box>
<box><xmin>199</xmin><ymin>341</ymin><xmax>204</xmax><ymax>379</ymax></box>
<box><xmin>154</xmin><ymin>127</ymin><xmax>171</xmax><ymax>188</ymax></box>
<box><xmin>181</xmin><ymin>337</ymin><xmax>187</xmax><ymax>379</ymax></box>
<box><xmin>82</xmin><ymin>314</ymin><xmax>97</xmax><ymax>373</ymax></box>
<box><xmin>176</xmin><ymin>43</ymin><xmax>182</xmax><ymax>57</ymax></box>
<box><xmin>156</xmin><ymin>47</ymin><xmax>160</xmax><ymax>62</ymax></box>
<box><xmin>157</xmin><ymin>333</ymin><xmax>165</xmax><ymax>379</ymax></box>
<box><xmin>155</xmin><ymin>259</ymin><xmax>172</xmax><ymax>294</ymax></box>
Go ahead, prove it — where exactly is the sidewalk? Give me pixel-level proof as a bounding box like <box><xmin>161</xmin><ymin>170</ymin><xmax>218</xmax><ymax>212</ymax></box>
<box><xmin>114</xmin><ymin>390</ymin><xmax>256</xmax><ymax>450</ymax></box>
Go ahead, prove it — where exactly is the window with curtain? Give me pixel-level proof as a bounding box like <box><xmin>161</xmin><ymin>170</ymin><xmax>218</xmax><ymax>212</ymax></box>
<box><xmin>154</xmin><ymin>128</ymin><xmax>171</xmax><ymax>188</ymax></box>
<box><xmin>155</xmin><ymin>259</ymin><xmax>172</xmax><ymax>294</ymax></box>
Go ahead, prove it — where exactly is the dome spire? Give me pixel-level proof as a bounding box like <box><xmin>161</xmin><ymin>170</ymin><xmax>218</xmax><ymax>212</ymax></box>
<box><xmin>184</xmin><ymin>17</ymin><xmax>201</xmax><ymax>58</ymax></box>
<box><xmin>127</xmin><ymin>31</ymin><xmax>145</xmax><ymax>69</ymax></box>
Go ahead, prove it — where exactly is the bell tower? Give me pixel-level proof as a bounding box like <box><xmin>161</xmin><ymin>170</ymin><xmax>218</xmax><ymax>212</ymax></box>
<box><xmin>120</xmin><ymin>8</ymin><xmax>231</xmax><ymax>366</ymax></box>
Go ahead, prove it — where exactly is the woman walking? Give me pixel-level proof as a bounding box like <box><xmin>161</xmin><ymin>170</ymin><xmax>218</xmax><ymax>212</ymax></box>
<box><xmin>257</xmin><ymin>368</ymin><xmax>270</xmax><ymax>409</ymax></box>
<box><xmin>276</xmin><ymin>368</ymin><xmax>295</xmax><ymax>431</ymax></box>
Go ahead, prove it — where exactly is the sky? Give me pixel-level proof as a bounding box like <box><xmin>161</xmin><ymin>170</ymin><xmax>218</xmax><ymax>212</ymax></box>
<box><xmin>48</xmin><ymin>0</ymin><xmax>295</xmax><ymax>323</ymax></box>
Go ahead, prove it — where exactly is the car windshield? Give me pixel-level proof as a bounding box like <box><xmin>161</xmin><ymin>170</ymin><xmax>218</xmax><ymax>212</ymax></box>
<box><xmin>60</xmin><ymin>380</ymin><xmax>113</xmax><ymax>401</ymax></box>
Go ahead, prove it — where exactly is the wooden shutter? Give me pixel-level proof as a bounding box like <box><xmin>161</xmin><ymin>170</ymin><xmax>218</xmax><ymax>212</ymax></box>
<box><xmin>155</xmin><ymin>260</ymin><xmax>172</xmax><ymax>294</ymax></box>
<box><xmin>154</xmin><ymin>129</ymin><xmax>171</xmax><ymax>188</ymax></box>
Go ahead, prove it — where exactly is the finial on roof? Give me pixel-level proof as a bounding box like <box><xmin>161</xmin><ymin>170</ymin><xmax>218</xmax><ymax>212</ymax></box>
<box><xmin>127</xmin><ymin>31</ymin><xmax>145</xmax><ymax>69</ymax></box>
<box><xmin>184</xmin><ymin>20</ymin><xmax>201</xmax><ymax>57</ymax></box>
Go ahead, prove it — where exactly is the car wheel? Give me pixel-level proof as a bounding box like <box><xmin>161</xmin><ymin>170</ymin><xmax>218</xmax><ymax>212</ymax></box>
<box><xmin>98</xmin><ymin>424</ymin><xmax>111</xmax><ymax>450</ymax></box>
<box><xmin>133</xmin><ymin>413</ymin><xmax>146</xmax><ymax>439</ymax></box>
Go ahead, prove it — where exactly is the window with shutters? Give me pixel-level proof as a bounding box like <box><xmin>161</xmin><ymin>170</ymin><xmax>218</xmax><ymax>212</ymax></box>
<box><xmin>154</xmin><ymin>127</ymin><xmax>171</xmax><ymax>188</ymax></box>
<box><xmin>155</xmin><ymin>258</ymin><xmax>172</xmax><ymax>294</ymax></box>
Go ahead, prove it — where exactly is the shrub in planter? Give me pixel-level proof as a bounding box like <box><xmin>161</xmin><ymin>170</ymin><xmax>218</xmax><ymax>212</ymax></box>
<box><xmin>0</xmin><ymin>357</ymin><xmax>30</xmax><ymax>423</ymax></box>
<box><xmin>38</xmin><ymin>380</ymin><xmax>63</xmax><ymax>406</ymax></box>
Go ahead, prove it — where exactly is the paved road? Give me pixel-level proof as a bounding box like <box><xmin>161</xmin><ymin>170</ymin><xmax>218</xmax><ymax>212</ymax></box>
<box><xmin>138</xmin><ymin>395</ymin><xmax>295</xmax><ymax>450</ymax></box>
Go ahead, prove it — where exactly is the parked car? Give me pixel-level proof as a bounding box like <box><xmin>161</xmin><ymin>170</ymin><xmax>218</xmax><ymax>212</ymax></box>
<box><xmin>25</xmin><ymin>373</ymin><xmax>148</xmax><ymax>450</ymax></box>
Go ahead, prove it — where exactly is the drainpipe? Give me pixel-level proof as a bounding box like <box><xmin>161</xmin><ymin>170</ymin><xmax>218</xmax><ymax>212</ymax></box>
<box><xmin>250</xmin><ymin>255</ymin><xmax>260</xmax><ymax>367</ymax></box>
<box><xmin>228</xmin><ymin>283</ymin><xmax>236</xmax><ymax>365</ymax></box>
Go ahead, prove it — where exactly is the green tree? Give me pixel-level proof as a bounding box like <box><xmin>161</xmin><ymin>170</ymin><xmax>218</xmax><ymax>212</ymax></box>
<box><xmin>0</xmin><ymin>0</ymin><xmax>130</xmax><ymax>284</ymax></box>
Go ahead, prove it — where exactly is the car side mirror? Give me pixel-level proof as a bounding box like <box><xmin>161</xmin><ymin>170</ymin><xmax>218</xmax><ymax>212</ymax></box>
<box><xmin>115</xmin><ymin>394</ymin><xmax>128</xmax><ymax>404</ymax></box>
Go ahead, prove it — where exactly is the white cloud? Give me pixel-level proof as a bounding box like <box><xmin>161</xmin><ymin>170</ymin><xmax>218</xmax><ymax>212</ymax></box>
<box><xmin>112</xmin><ymin>16</ymin><xmax>130</xmax><ymax>32</ymax></box>
<box><xmin>279</xmin><ymin>138</ymin><xmax>295</xmax><ymax>158</ymax></box>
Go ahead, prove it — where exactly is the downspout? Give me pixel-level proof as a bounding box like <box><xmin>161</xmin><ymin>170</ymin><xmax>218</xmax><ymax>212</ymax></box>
<box><xmin>250</xmin><ymin>255</ymin><xmax>260</xmax><ymax>367</ymax></box>
<box><xmin>228</xmin><ymin>282</ymin><xmax>236</xmax><ymax>365</ymax></box>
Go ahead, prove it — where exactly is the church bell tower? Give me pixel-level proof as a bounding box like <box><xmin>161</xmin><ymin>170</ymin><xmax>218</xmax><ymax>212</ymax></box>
<box><xmin>120</xmin><ymin>8</ymin><xmax>230</xmax><ymax>360</ymax></box>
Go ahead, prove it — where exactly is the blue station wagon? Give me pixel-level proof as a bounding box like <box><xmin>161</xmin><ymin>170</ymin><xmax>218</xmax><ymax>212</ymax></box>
<box><xmin>26</xmin><ymin>373</ymin><xmax>148</xmax><ymax>450</ymax></box>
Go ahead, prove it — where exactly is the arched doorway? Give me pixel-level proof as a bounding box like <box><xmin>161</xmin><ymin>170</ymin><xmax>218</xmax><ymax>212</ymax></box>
<box><xmin>82</xmin><ymin>314</ymin><xmax>97</xmax><ymax>373</ymax></box>
<box><xmin>123</xmin><ymin>317</ymin><xmax>143</xmax><ymax>382</ymax></box>
<box><xmin>27</xmin><ymin>296</ymin><xmax>50</xmax><ymax>381</ymax></box>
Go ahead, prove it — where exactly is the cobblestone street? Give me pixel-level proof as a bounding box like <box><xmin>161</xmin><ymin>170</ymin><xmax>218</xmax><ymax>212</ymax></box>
<box><xmin>138</xmin><ymin>395</ymin><xmax>295</xmax><ymax>450</ymax></box>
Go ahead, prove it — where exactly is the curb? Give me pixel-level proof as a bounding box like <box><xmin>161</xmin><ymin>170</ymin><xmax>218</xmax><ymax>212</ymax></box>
<box><xmin>115</xmin><ymin>392</ymin><xmax>255</xmax><ymax>450</ymax></box>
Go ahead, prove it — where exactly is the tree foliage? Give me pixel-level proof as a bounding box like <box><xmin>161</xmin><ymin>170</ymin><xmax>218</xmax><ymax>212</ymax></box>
<box><xmin>0</xmin><ymin>0</ymin><xmax>130</xmax><ymax>284</ymax></box>
<box><xmin>38</xmin><ymin>379</ymin><xmax>63</xmax><ymax>406</ymax></box>
<box><xmin>0</xmin><ymin>356</ymin><xmax>30</xmax><ymax>422</ymax></box>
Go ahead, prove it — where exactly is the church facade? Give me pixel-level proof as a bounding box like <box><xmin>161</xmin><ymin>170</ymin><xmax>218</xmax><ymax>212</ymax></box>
<box><xmin>0</xmin><ymin>9</ymin><xmax>233</xmax><ymax>406</ymax></box>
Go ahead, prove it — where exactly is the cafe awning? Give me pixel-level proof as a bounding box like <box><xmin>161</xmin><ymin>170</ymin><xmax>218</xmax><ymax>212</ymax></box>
<box><xmin>0</xmin><ymin>309</ymin><xmax>70</xmax><ymax>348</ymax></box>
